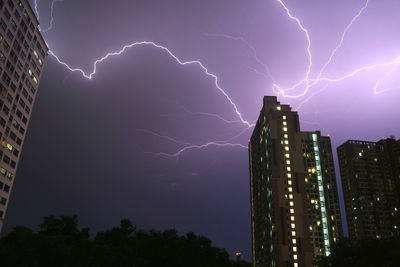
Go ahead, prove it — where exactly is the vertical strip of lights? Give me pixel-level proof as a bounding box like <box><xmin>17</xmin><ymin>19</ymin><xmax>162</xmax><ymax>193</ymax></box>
<box><xmin>249</xmin><ymin>139</ymin><xmax>256</xmax><ymax>265</ymax></box>
<box><xmin>312</xmin><ymin>133</ymin><xmax>331</xmax><ymax>256</ymax></box>
<box><xmin>264</xmin><ymin>116</ymin><xmax>274</xmax><ymax>266</ymax></box>
<box><xmin>280</xmin><ymin>108</ymin><xmax>298</xmax><ymax>267</ymax></box>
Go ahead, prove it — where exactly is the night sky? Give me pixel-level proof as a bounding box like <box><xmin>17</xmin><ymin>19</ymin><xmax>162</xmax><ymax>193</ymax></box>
<box><xmin>2</xmin><ymin>0</ymin><xmax>400</xmax><ymax>260</ymax></box>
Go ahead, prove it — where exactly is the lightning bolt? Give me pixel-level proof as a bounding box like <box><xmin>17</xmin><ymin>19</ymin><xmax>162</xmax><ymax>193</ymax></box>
<box><xmin>205</xmin><ymin>33</ymin><xmax>275</xmax><ymax>81</ymax></box>
<box><xmin>177</xmin><ymin>105</ymin><xmax>244</xmax><ymax>125</ymax></box>
<box><xmin>34</xmin><ymin>0</ymin><xmax>64</xmax><ymax>32</ymax></box>
<box><xmin>315</xmin><ymin>0</ymin><xmax>369</xmax><ymax>81</ymax></box>
<box><xmin>273</xmin><ymin>0</ymin><xmax>312</xmax><ymax>97</ymax></box>
<box><xmin>138</xmin><ymin>129</ymin><xmax>247</xmax><ymax>158</ymax></box>
<box><xmin>373</xmin><ymin>65</ymin><xmax>398</xmax><ymax>94</ymax></box>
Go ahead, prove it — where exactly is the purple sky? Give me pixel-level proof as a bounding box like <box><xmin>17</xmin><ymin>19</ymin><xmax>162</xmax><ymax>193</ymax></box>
<box><xmin>2</xmin><ymin>0</ymin><xmax>400</xmax><ymax>260</ymax></box>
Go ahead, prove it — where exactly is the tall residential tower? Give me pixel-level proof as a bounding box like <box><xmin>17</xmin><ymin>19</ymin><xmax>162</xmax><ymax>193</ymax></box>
<box><xmin>0</xmin><ymin>0</ymin><xmax>48</xmax><ymax>232</ymax></box>
<box><xmin>249</xmin><ymin>96</ymin><xmax>342</xmax><ymax>267</ymax></box>
<box><xmin>337</xmin><ymin>138</ymin><xmax>400</xmax><ymax>240</ymax></box>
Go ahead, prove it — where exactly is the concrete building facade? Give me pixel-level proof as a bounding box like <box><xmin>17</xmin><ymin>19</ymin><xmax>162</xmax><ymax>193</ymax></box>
<box><xmin>0</xmin><ymin>0</ymin><xmax>48</xmax><ymax>232</ymax></box>
<box><xmin>249</xmin><ymin>96</ymin><xmax>342</xmax><ymax>267</ymax></box>
<box><xmin>337</xmin><ymin>138</ymin><xmax>400</xmax><ymax>240</ymax></box>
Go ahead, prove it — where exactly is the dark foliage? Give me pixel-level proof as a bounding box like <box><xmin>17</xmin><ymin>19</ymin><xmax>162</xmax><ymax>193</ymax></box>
<box><xmin>0</xmin><ymin>215</ymin><xmax>252</xmax><ymax>267</ymax></box>
<box><xmin>318</xmin><ymin>237</ymin><xmax>400</xmax><ymax>267</ymax></box>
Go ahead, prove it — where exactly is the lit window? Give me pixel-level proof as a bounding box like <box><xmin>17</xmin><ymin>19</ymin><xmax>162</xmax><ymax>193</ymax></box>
<box><xmin>285</xmin><ymin>153</ymin><xmax>290</xmax><ymax>158</ymax></box>
<box><xmin>291</xmin><ymin>223</ymin><xmax>295</xmax><ymax>228</ymax></box>
<box><xmin>287</xmin><ymin>173</ymin><xmax>291</xmax><ymax>178</ymax></box>
<box><xmin>286</xmin><ymin>160</ymin><xmax>290</xmax><ymax>164</ymax></box>
<box><xmin>309</xmin><ymin>226</ymin><xmax>312</xmax><ymax>230</ymax></box>
<box><xmin>289</xmin><ymin>194</ymin><xmax>293</xmax><ymax>199</ymax></box>
<box><xmin>277</xmin><ymin>106</ymin><xmax>281</xmax><ymax>110</ymax></box>
<box><xmin>293</xmin><ymin>247</ymin><xmax>297</xmax><ymax>252</ymax></box>
<box><xmin>283</xmin><ymin>121</ymin><xmax>287</xmax><ymax>126</ymax></box>
<box><xmin>294</xmin><ymin>263</ymin><xmax>298</xmax><ymax>267</ymax></box>
<box><xmin>283</xmin><ymin>127</ymin><xmax>288</xmax><ymax>132</ymax></box>
<box><xmin>293</xmin><ymin>254</ymin><xmax>298</xmax><ymax>260</ymax></box>
<box><xmin>286</xmin><ymin>167</ymin><xmax>291</xmax><ymax>171</ymax></box>
<box><xmin>289</xmin><ymin>201</ymin><xmax>294</xmax><ymax>207</ymax></box>
<box><xmin>290</xmin><ymin>208</ymin><xmax>294</xmax><ymax>214</ymax></box>
<box><xmin>291</xmin><ymin>216</ymin><xmax>295</xmax><ymax>221</ymax></box>
<box><xmin>288</xmin><ymin>187</ymin><xmax>293</xmax><ymax>192</ymax></box>
<box><xmin>284</xmin><ymin>134</ymin><xmax>288</xmax><ymax>138</ymax></box>
<box><xmin>282</xmin><ymin>115</ymin><xmax>286</xmax><ymax>119</ymax></box>
<box><xmin>288</xmin><ymin>180</ymin><xmax>292</xmax><ymax>185</ymax></box>
<box><xmin>285</xmin><ymin>146</ymin><xmax>289</xmax><ymax>151</ymax></box>
<box><xmin>292</xmin><ymin>238</ymin><xmax>296</xmax><ymax>244</ymax></box>
<box><xmin>291</xmin><ymin>231</ymin><xmax>296</xmax><ymax>236</ymax></box>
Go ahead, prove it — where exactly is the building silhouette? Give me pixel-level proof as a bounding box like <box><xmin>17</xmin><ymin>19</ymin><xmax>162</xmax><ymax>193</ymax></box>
<box><xmin>337</xmin><ymin>138</ymin><xmax>400</xmax><ymax>240</ymax></box>
<box><xmin>249</xmin><ymin>96</ymin><xmax>342</xmax><ymax>267</ymax></box>
<box><xmin>0</xmin><ymin>0</ymin><xmax>48</xmax><ymax>232</ymax></box>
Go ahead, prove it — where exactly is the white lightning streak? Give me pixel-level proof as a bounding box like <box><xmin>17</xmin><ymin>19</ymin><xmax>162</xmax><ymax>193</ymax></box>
<box><xmin>139</xmin><ymin>129</ymin><xmax>248</xmax><ymax>158</ymax></box>
<box><xmin>205</xmin><ymin>33</ymin><xmax>274</xmax><ymax>81</ymax></box>
<box><xmin>147</xmin><ymin>142</ymin><xmax>247</xmax><ymax>158</ymax></box>
<box><xmin>178</xmin><ymin>106</ymin><xmax>243</xmax><ymax>125</ymax></box>
<box><xmin>373</xmin><ymin>65</ymin><xmax>398</xmax><ymax>94</ymax></box>
<box><xmin>34</xmin><ymin>0</ymin><xmax>64</xmax><ymax>32</ymax></box>
<box><xmin>316</xmin><ymin>0</ymin><xmax>369</xmax><ymax>80</ymax></box>
<box><xmin>48</xmin><ymin>41</ymin><xmax>253</xmax><ymax>127</ymax></box>
<box><xmin>274</xmin><ymin>0</ymin><xmax>312</xmax><ymax>97</ymax></box>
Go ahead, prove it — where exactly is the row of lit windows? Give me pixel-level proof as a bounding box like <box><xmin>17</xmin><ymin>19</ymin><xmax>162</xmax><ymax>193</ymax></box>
<box><xmin>281</xmin><ymin>113</ymin><xmax>298</xmax><ymax>267</ymax></box>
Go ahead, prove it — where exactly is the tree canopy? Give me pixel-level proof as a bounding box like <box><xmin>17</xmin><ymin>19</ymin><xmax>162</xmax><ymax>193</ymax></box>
<box><xmin>0</xmin><ymin>215</ymin><xmax>251</xmax><ymax>267</ymax></box>
<box><xmin>318</xmin><ymin>237</ymin><xmax>400</xmax><ymax>267</ymax></box>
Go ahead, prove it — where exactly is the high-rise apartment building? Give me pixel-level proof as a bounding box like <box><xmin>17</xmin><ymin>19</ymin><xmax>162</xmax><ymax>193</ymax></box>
<box><xmin>337</xmin><ymin>138</ymin><xmax>400</xmax><ymax>240</ymax></box>
<box><xmin>0</xmin><ymin>0</ymin><xmax>47</xmax><ymax>232</ymax></box>
<box><xmin>249</xmin><ymin>96</ymin><xmax>342</xmax><ymax>267</ymax></box>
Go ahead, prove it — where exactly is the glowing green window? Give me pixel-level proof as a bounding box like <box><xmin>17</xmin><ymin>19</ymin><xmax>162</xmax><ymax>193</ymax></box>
<box><xmin>0</xmin><ymin>168</ymin><xmax>6</xmax><ymax>176</ymax></box>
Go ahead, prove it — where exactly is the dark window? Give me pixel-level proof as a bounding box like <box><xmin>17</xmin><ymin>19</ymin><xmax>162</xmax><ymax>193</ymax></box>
<box><xmin>18</xmin><ymin>1</ymin><xmax>23</xmax><ymax>11</ymax></box>
<box><xmin>4</xmin><ymin>184</ymin><xmax>9</xmax><ymax>192</ymax></box>
<box><xmin>2</xmin><ymin>72</ymin><xmax>10</xmax><ymax>85</ymax></box>
<box><xmin>4</xmin><ymin>8</ymin><xmax>11</xmax><ymax>20</ymax></box>
<box><xmin>29</xmin><ymin>22</ymin><xmax>34</xmax><ymax>32</ymax></box>
<box><xmin>7</xmin><ymin>0</ymin><xmax>14</xmax><ymax>10</ymax></box>
<box><xmin>0</xmin><ymin>210</ymin><xmax>3</xmax><ymax>218</ymax></box>
<box><xmin>2</xmin><ymin>104</ymin><xmax>9</xmax><ymax>115</ymax></box>
<box><xmin>10</xmin><ymin>160</ymin><xmax>15</xmax><ymax>168</ymax></box>
<box><xmin>6</xmin><ymin>30</ymin><xmax>13</xmax><ymax>41</ymax></box>
<box><xmin>0</xmin><ymin>181</ymin><xmax>2</xmax><ymax>189</ymax></box>
<box><xmin>18</xmin><ymin>127</ymin><xmax>24</xmax><ymax>135</ymax></box>
<box><xmin>6</xmin><ymin>94</ymin><xmax>12</xmax><ymax>103</ymax></box>
<box><xmin>0</xmin><ymin>117</ymin><xmax>5</xmax><ymax>127</ymax></box>
<box><xmin>3</xmin><ymin>155</ymin><xmax>10</xmax><ymax>164</ymax></box>
<box><xmin>0</xmin><ymin>19</ymin><xmax>6</xmax><ymax>31</ymax></box>
<box><xmin>16</xmin><ymin>108</ymin><xmax>21</xmax><ymax>118</ymax></box>
<box><xmin>27</xmin><ymin>95</ymin><xmax>32</xmax><ymax>104</ymax></box>
<box><xmin>23</xmin><ymin>40</ymin><xmax>28</xmax><ymax>50</ymax></box>
<box><xmin>16</xmin><ymin>137</ymin><xmax>21</xmax><ymax>145</ymax></box>
<box><xmin>12</xmin><ymin>148</ymin><xmax>18</xmax><ymax>157</ymax></box>
<box><xmin>24</xmin><ymin>106</ymin><xmax>30</xmax><ymax>114</ymax></box>
<box><xmin>10</xmin><ymin>19</ymin><xmax>16</xmax><ymax>31</ymax></box>
<box><xmin>30</xmin><ymin>86</ymin><xmax>35</xmax><ymax>95</ymax></box>
<box><xmin>18</xmin><ymin>98</ymin><xmax>25</xmax><ymax>108</ymax></box>
<box><xmin>26</xmin><ymin>31</ymin><xmax>31</xmax><ymax>41</ymax></box>
<box><xmin>22</xmin><ymin>88</ymin><xmax>28</xmax><ymax>98</ymax></box>
<box><xmin>10</xmin><ymin>82</ymin><xmax>16</xmax><ymax>91</ymax></box>
<box><xmin>22</xmin><ymin>116</ymin><xmax>27</xmax><ymax>124</ymax></box>
<box><xmin>14</xmin><ymin>9</ymin><xmax>20</xmax><ymax>20</ymax></box>
<box><xmin>9</xmin><ymin>131</ymin><xmax>16</xmax><ymax>140</ymax></box>
<box><xmin>0</xmin><ymin>197</ymin><xmax>6</xmax><ymax>205</ymax></box>
<box><xmin>13</xmin><ymin>70</ymin><xmax>19</xmax><ymax>80</ymax></box>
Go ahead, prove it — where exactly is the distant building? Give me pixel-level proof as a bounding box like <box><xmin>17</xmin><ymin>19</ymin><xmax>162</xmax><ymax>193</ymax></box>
<box><xmin>249</xmin><ymin>96</ymin><xmax>342</xmax><ymax>267</ymax></box>
<box><xmin>337</xmin><ymin>138</ymin><xmax>400</xmax><ymax>240</ymax></box>
<box><xmin>0</xmin><ymin>0</ymin><xmax>48</xmax><ymax>232</ymax></box>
